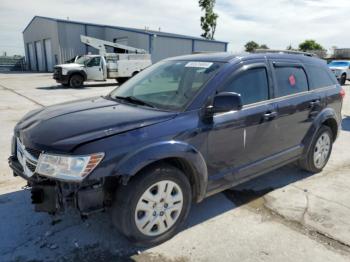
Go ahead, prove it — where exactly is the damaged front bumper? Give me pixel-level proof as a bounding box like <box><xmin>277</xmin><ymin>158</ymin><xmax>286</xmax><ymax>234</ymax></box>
<box><xmin>9</xmin><ymin>155</ymin><xmax>106</xmax><ymax>216</ymax></box>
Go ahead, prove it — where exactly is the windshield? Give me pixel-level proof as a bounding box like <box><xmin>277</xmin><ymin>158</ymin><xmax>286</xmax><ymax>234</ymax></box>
<box><xmin>109</xmin><ymin>60</ymin><xmax>223</xmax><ymax>111</ymax></box>
<box><xmin>328</xmin><ymin>61</ymin><xmax>350</xmax><ymax>67</ymax></box>
<box><xmin>75</xmin><ymin>56</ymin><xmax>89</xmax><ymax>65</ymax></box>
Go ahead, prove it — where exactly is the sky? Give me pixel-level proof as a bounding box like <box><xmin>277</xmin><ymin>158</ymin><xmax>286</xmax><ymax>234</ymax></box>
<box><xmin>1</xmin><ymin>0</ymin><xmax>350</xmax><ymax>56</ymax></box>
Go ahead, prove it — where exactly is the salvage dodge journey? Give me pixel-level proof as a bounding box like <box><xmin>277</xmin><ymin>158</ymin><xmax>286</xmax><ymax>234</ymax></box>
<box><xmin>9</xmin><ymin>51</ymin><xmax>344</xmax><ymax>246</ymax></box>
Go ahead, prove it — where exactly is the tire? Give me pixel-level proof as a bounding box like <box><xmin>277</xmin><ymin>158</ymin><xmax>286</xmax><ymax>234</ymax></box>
<box><xmin>69</xmin><ymin>74</ymin><xmax>84</xmax><ymax>88</ymax></box>
<box><xmin>61</xmin><ymin>83</ymin><xmax>69</xmax><ymax>88</ymax></box>
<box><xmin>340</xmin><ymin>74</ymin><xmax>346</xmax><ymax>86</ymax></box>
<box><xmin>111</xmin><ymin>164</ymin><xmax>192</xmax><ymax>246</ymax></box>
<box><xmin>299</xmin><ymin>125</ymin><xmax>333</xmax><ymax>173</ymax></box>
<box><xmin>116</xmin><ymin>77</ymin><xmax>129</xmax><ymax>84</ymax></box>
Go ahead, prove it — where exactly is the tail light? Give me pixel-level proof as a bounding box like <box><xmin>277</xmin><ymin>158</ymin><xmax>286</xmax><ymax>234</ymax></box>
<box><xmin>340</xmin><ymin>87</ymin><xmax>346</xmax><ymax>99</ymax></box>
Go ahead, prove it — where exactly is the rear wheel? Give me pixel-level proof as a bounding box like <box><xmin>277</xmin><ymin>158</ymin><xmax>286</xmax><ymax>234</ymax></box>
<box><xmin>299</xmin><ymin>125</ymin><xmax>333</xmax><ymax>173</ymax></box>
<box><xmin>111</xmin><ymin>164</ymin><xmax>192</xmax><ymax>246</ymax></box>
<box><xmin>69</xmin><ymin>74</ymin><xmax>84</xmax><ymax>88</ymax></box>
<box><xmin>340</xmin><ymin>74</ymin><xmax>346</xmax><ymax>85</ymax></box>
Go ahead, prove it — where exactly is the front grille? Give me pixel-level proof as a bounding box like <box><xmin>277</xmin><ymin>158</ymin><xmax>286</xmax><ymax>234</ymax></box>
<box><xmin>53</xmin><ymin>67</ymin><xmax>62</xmax><ymax>79</ymax></box>
<box><xmin>26</xmin><ymin>148</ymin><xmax>42</xmax><ymax>159</ymax></box>
<box><xmin>16</xmin><ymin>138</ymin><xmax>40</xmax><ymax>177</ymax></box>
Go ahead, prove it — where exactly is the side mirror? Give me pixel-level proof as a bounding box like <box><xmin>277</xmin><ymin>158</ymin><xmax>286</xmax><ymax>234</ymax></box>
<box><xmin>207</xmin><ymin>92</ymin><xmax>243</xmax><ymax>116</ymax></box>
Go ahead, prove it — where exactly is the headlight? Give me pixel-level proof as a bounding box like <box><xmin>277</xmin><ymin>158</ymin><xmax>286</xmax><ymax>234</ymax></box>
<box><xmin>36</xmin><ymin>153</ymin><xmax>104</xmax><ymax>182</ymax></box>
<box><xmin>61</xmin><ymin>68</ymin><xmax>68</xmax><ymax>75</ymax></box>
<box><xmin>11</xmin><ymin>135</ymin><xmax>16</xmax><ymax>155</ymax></box>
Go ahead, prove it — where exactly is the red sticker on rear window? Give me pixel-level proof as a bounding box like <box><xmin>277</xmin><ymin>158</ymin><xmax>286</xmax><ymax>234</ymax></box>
<box><xmin>289</xmin><ymin>74</ymin><xmax>296</xmax><ymax>86</ymax></box>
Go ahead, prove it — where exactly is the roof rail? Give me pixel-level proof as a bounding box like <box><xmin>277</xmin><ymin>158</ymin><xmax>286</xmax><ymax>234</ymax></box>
<box><xmin>253</xmin><ymin>49</ymin><xmax>318</xmax><ymax>57</ymax></box>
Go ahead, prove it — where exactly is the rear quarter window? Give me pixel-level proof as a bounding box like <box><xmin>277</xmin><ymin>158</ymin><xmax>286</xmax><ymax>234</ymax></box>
<box><xmin>274</xmin><ymin>66</ymin><xmax>308</xmax><ymax>97</ymax></box>
<box><xmin>307</xmin><ymin>65</ymin><xmax>337</xmax><ymax>89</ymax></box>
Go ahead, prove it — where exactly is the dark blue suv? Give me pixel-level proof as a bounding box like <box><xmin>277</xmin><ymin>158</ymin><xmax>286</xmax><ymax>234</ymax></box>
<box><xmin>9</xmin><ymin>52</ymin><xmax>344</xmax><ymax>246</ymax></box>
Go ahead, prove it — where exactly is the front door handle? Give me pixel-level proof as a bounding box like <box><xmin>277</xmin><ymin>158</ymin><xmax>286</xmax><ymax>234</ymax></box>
<box><xmin>263</xmin><ymin>111</ymin><xmax>277</xmax><ymax>121</ymax></box>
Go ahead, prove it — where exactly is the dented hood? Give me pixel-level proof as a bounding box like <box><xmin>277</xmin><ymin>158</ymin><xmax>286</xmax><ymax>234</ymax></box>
<box><xmin>15</xmin><ymin>96</ymin><xmax>176</xmax><ymax>152</ymax></box>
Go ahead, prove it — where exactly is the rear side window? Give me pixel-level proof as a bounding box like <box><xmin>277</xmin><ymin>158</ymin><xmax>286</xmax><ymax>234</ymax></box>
<box><xmin>275</xmin><ymin>66</ymin><xmax>308</xmax><ymax>97</ymax></box>
<box><xmin>221</xmin><ymin>68</ymin><xmax>269</xmax><ymax>105</ymax></box>
<box><xmin>307</xmin><ymin>65</ymin><xmax>335</xmax><ymax>89</ymax></box>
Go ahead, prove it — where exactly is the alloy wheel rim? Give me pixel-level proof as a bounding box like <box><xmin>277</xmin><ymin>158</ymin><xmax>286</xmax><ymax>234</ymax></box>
<box><xmin>313</xmin><ymin>132</ymin><xmax>331</xmax><ymax>169</ymax></box>
<box><xmin>134</xmin><ymin>180</ymin><xmax>183</xmax><ymax>236</ymax></box>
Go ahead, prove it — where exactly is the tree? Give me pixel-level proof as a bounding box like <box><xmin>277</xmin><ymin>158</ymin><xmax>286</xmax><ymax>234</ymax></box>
<box><xmin>244</xmin><ymin>41</ymin><xmax>259</xmax><ymax>52</ymax></box>
<box><xmin>259</xmin><ymin>44</ymin><xmax>269</xmax><ymax>50</ymax></box>
<box><xmin>298</xmin><ymin>40</ymin><xmax>324</xmax><ymax>51</ymax></box>
<box><xmin>199</xmin><ymin>0</ymin><xmax>219</xmax><ymax>40</ymax></box>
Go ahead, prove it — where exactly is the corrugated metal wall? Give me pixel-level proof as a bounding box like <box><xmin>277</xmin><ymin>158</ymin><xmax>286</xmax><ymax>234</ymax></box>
<box><xmin>194</xmin><ymin>40</ymin><xmax>226</xmax><ymax>53</ymax></box>
<box><xmin>57</xmin><ymin>22</ymin><xmax>86</xmax><ymax>63</ymax></box>
<box><xmin>23</xmin><ymin>17</ymin><xmax>60</xmax><ymax>71</ymax></box>
<box><xmin>104</xmin><ymin>27</ymin><xmax>150</xmax><ymax>53</ymax></box>
<box><xmin>151</xmin><ymin>36</ymin><xmax>192</xmax><ymax>62</ymax></box>
<box><xmin>86</xmin><ymin>25</ymin><xmax>105</xmax><ymax>54</ymax></box>
<box><xmin>23</xmin><ymin>17</ymin><xmax>227</xmax><ymax>70</ymax></box>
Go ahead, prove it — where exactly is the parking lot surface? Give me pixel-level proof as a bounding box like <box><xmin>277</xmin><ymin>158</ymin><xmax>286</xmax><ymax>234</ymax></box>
<box><xmin>0</xmin><ymin>73</ymin><xmax>350</xmax><ymax>262</ymax></box>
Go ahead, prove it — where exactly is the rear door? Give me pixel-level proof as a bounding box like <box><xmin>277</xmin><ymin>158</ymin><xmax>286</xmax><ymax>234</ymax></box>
<box><xmin>207</xmin><ymin>60</ymin><xmax>279</xmax><ymax>190</ymax></box>
<box><xmin>269</xmin><ymin>60</ymin><xmax>321</xmax><ymax>155</ymax></box>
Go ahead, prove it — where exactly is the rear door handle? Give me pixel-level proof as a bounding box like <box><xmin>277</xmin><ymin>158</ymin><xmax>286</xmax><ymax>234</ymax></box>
<box><xmin>263</xmin><ymin>111</ymin><xmax>277</xmax><ymax>121</ymax></box>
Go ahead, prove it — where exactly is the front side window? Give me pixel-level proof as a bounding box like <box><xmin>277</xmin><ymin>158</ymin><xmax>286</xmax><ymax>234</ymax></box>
<box><xmin>221</xmin><ymin>68</ymin><xmax>269</xmax><ymax>105</ymax></box>
<box><xmin>86</xmin><ymin>57</ymin><xmax>101</xmax><ymax>67</ymax></box>
<box><xmin>109</xmin><ymin>60</ymin><xmax>223</xmax><ymax>111</ymax></box>
<box><xmin>275</xmin><ymin>66</ymin><xmax>308</xmax><ymax>97</ymax></box>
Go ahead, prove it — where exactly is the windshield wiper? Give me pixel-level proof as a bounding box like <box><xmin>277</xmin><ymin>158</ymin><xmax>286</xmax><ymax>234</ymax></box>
<box><xmin>114</xmin><ymin>96</ymin><xmax>155</xmax><ymax>108</ymax></box>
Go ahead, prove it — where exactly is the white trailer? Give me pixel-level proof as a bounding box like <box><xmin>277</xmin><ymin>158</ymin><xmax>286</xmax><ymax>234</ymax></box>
<box><xmin>53</xmin><ymin>35</ymin><xmax>152</xmax><ymax>88</ymax></box>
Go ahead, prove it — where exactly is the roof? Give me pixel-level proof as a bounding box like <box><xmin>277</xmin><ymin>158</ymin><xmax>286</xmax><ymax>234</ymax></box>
<box><xmin>23</xmin><ymin>16</ymin><xmax>228</xmax><ymax>45</ymax></box>
<box><xmin>167</xmin><ymin>52</ymin><xmax>326</xmax><ymax>65</ymax></box>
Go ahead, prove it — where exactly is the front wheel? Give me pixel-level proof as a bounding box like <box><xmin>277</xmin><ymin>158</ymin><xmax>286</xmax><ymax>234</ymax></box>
<box><xmin>340</xmin><ymin>74</ymin><xmax>346</xmax><ymax>85</ymax></box>
<box><xmin>299</xmin><ymin>125</ymin><xmax>333</xmax><ymax>173</ymax></box>
<box><xmin>69</xmin><ymin>74</ymin><xmax>84</xmax><ymax>88</ymax></box>
<box><xmin>111</xmin><ymin>164</ymin><xmax>192</xmax><ymax>246</ymax></box>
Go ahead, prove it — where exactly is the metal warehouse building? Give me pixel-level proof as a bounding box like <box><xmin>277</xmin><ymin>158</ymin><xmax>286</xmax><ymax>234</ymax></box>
<box><xmin>23</xmin><ymin>16</ymin><xmax>228</xmax><ymax>72</ymax></box>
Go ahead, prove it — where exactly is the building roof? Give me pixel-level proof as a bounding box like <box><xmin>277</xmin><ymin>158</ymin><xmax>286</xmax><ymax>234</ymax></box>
<box><xmin>23</xmin><ymin>16</ymin><xmax>228</xmax><ymax>45</ymax></box>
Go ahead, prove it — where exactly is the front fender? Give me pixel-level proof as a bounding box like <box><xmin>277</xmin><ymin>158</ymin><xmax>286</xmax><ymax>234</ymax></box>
<box><xmin>114</xmin><ymin>141</ymin><xmax>208</xmax><ymax>202</ymax></box>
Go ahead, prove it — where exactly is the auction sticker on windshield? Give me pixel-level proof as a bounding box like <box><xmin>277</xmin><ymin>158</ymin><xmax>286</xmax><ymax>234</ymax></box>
<box><xmin>185</xmin><ymin>62</ymin><xmax>213</xmax><ymax>68</ymax></box>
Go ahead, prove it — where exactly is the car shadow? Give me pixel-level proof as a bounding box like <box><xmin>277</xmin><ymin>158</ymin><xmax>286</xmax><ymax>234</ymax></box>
<box><xmin>0</xmin><ymin>71</ymin><xmax>49</xmax><ymax>75</ymax></box>
<box><xmin>0</xmin><ymin>163</ymin><xmax>314</xmax><ymax>261</ymax></box>
<box><xmin>342</xmin><ymin>115</ymin><xmax>350</xmax><ymax>132</ymax></box>
<box><xmin>36</xmin><ymin>83</ymin><xmax>118</xmax><ymax>90</ymax></box>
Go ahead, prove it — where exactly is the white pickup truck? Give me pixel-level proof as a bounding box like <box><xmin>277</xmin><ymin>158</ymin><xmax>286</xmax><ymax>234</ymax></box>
<box><xmin>53</xmin><ymin>35</ymin><xmax>152</xmax><ymax>88</ymax></box>
<box><xmin>328</xmin><ymin>60</ymin><xmax>350</xmax><ymax>85</ymax></box>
